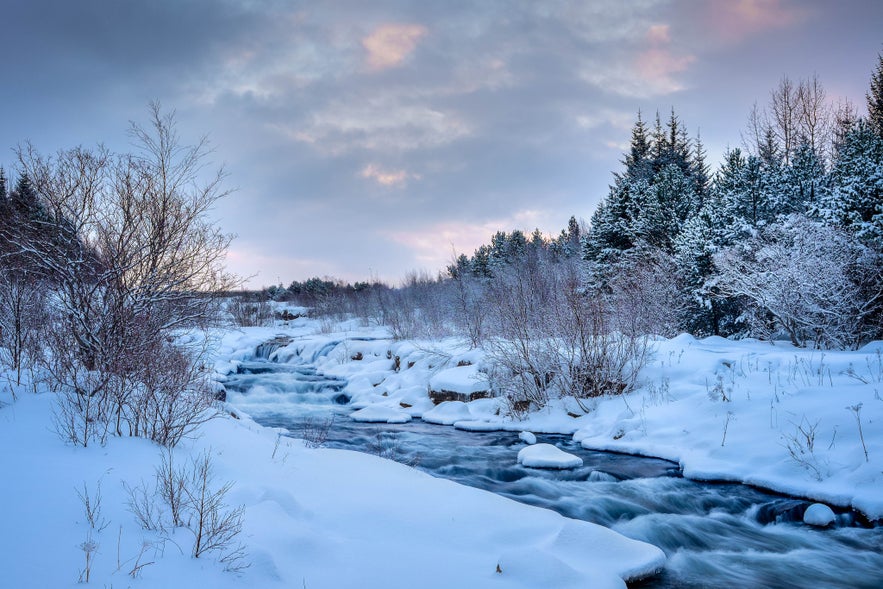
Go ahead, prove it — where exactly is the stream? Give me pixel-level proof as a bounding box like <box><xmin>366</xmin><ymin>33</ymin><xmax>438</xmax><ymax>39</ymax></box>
<box><xmin>221</xmin><ymin>345</ymin><xmax>883</xmax><ymax>588</ymax></box>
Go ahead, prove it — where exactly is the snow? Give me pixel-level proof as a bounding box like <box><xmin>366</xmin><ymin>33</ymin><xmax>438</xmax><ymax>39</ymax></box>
<box><xmin>5</xmin><ymin>314</ymin><xmax>883</xmax><ymax>588</ymax></box>
<box><xmin>274</xmin><ymin>322</ymin><xmax>883</xmax><ymax>520</ymax></box>
<box><xmin>422</xmin><ymin>400</ymin><xmax>472</xmax><ymax>425</ymax></box>
<box><xmin>804</xmin><ymin>503</ymin><xmax>836</xmax><ymax>526</ymax></box>
<box><xmin>517</xmin><ymin>443</ymin><xmax>584</xmax><ymax>469</ymax></box>
<box><xmin>350</xmin><ymin>405</ymin><xmax>412</xmax><ymax>424</ymax></box>
<box><xmin>0</xmin><ymin>325</ymin><xmax>666</xmax><ymax>589</ymax></box>
<box><xmin>429</xmin><ymin>364</ymin><xmax>490</xmax><ymax>395</ymax></box>
<box><xmin>519</xmin><ymin>431</ymin><xmax>537</xmax><ymax>445</ymax></box>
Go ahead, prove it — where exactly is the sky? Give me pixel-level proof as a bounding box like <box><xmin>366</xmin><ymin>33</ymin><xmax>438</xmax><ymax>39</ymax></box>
<box><xmin>1</xmin><ymin>0</ymin><xmax>881</xmax><ymax>287</ymax></box>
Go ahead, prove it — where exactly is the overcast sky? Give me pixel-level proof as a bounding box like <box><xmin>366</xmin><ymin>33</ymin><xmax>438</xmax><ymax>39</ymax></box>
<box><xmin>1</xmin><ymin>0</ymin><xmax>881</xmax><ymax>287</ymax></box>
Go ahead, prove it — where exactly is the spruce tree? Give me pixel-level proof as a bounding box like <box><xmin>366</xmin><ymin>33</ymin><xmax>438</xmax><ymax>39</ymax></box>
<box><xmin>868</xmin><ymin>51</ymin><xmax>883</xmax><ymax>138</ymax></box>
<box><xmin>624</xmin><ymin>111</ymin><xmax>652</xmax><ymax>181</ymax></box>
<box><xmin>822</xmin><ymin>119</ymin><xmax>883</xmax><ymax>244</ymax></box>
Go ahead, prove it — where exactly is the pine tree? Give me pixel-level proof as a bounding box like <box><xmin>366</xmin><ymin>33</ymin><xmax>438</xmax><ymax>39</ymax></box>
<box><xmin>821</xmin><ymin>119</ymin><xmax>883</xmax><ymax>244</ymax></box>
<box><xmin>691</xmin><ymin>131</ymin><xmax>711</xmax><ymax>208</ymax></box>
<box><xmin>780</xmin><ymin>141</ymin><xmax>827</xmax><ymax>213</ymax></box>
<box><xmin>624</xmin><ymin>111</ymin><xmax>652</xmax><ymax>181</ymax></box>
<box><xmin>868</xmin><ymin>51</ymin><xmax>883</xmax><ymax>138</ymax></box>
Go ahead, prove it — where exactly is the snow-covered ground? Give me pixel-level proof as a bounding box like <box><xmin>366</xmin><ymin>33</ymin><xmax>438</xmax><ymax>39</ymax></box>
<box><xmin>255</xmin><ymin>318</ymin><xmax>883</xmax><ymax>521</ymax></box>
<box><xmin>2</xmin><ymin>312</ymin><xmax>881</xmax><ymax>588</ymax></box>
<box><xmin>0</xmin><ymin>319</ymin><xmax>664</xmax><ymax>588</ymax></box>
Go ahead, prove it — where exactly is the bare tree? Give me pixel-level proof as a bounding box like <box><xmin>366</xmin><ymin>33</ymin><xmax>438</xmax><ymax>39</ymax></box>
<box><xmin>2</xmin><ymin>103</ymin><xmax>238</xmax><ymax>446</ymax></box>
<box><xmin>797</xmin><ymin>74</ymin><xmax>832</xmax><ymax>161</ymax></box>
<box><xmin>770</xmin><ymin>75</ymin><xmax>800</xmax><ymax>165</ymax></box>
<box><xmin>0</xmin><ymin>271</ymin><xmax>46</xmax><ymax>385</ymax></box>
<box><xmin>745</xmin><ymin>75</ymin><xmax>834</xmax><ymax>165</ymax></box>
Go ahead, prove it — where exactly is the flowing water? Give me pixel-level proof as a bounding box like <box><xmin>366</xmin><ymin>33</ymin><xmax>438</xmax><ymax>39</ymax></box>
<box><xmin>222</xmin><ymin>345</ymin><xmax>883</xmax><ymax>589</ymax></box>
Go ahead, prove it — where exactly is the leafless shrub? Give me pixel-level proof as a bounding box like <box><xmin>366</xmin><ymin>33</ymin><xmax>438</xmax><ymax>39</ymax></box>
<box><xmin>484</xmin><ymin>257</ymin><xmax>649</xmax><ymax>414</ymax></box>
<box><xmin>604</xmin><ymin>249</ymin><xmax>685</xmax><ymax>338</ymax></box>
<box><xmin>77</xmin><ymin>481</ymin><xmax>110</xmax><ymax>532</ymax></box>
<box><xmin>782</xmin><ymin>417</ymin><xmax>826</xmax><ymax>481</ymax></box>
<box><xmin>185</xmin><ymin>451</ymin><xmax>247</xmax><ymax>570</ymax></box>
<box><xmin>298</xmin><ymin>416</ymin><xmax>335</xmax><ymax>449</ymax></box>
<box><xmin>123</xmin><ymin>480</ymin><xmax>164</xmax><ymax>532</ymax></box>
<box><xmin>715</xmin><ymin>216</ymin><xmax>881</xmax><ymax>349</ymax></box>
<box><xmin>449</xmin><ymin>267</ymin><xmax>486</xmax><ymax>348</ymax></box>
<box><xmin>155</xmin><ymin>448</ymin><xmax>188</xmax><ymax>528</ymax></box>
<box><xmin>51</xmin><ymin>357</ymin><xmax>112</xmax><ymax>448</ymax></box>
<box><xmin>131</xmin><ymin>342</ymin><xmax>215</xmax><ymax>447</ymax></box>
<box><xmin>228</xmin><ymin>296</ymin><xmax>274</xmax><ymax>327</ymax></box>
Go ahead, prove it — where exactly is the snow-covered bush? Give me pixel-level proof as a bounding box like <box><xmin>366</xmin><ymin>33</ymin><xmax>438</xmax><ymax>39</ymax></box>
<box><xmin>714</xmin><ymin>215</ymin><xmax>882</xmax><ymax>349</ymax></box>
<box><xmin>484</xmin><ymin>257</ymin><xmax>648</xmax><ymax>413</ymax></box>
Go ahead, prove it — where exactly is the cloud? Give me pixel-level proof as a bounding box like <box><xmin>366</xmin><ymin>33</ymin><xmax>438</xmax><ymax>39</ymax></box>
<box><xmin>702</xmin><ymin>0</ymin><xmax>809</xmax><ymax>43</ymax></box>
<box><xmin>287</xmin><ymin>100</ymin><xmax>472</xmax><ymax>155</ymax></box>
<box><xmin>363</xmin><ymin>23</ymin><xmax>428</xmax><ymax>71</ymax></box>
<box><xmin>360</xmin><ymin>163</ymin><xmax>419</xmax><ymax>187</ymax></box>
<box><xmin>580</xmin><ymin>22</ymin><xmax>696</xmax><ymax>98</ymax></box>
<box><xmin>383</xmin><ymin>209</ymin><xmax>555</xmax><ymax>268</ymax></box>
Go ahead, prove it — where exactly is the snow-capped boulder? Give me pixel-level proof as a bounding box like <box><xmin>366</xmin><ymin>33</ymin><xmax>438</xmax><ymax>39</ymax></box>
<box><xmin>428</xmin><ymin>364</ymin><xmax>491</xmax><ymax>404</ymax></box>
<box><xmin>350</xmin><ymin>406</ymin><xmax>412</xmax><ymax>424</ymax></box>
<box><xmin>422</xmin><ymin>401</ymin><xmax>472</xmax><ymax>425</ymax></box>
<box><xmin>517</xmin><ymin>443</ymin><xmax>583</xmax><ymax>469</ymax></box>
<box><xmin>519</xmin><ymin>431</ymin><xmax>537</xmax><ymax>445</ymax></box>
<box><xmin>803</xmin><ymin>503</ymin><xmax>836</xmax><ymax>527</ymax></box>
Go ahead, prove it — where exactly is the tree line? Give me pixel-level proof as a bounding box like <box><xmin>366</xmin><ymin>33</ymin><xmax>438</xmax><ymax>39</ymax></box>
<box><xmin>265</xmin><ymin>53</ymin><xmax>883</xmax><ymax>355</ymax></box>
<box><xmin>232</xmin><ymin>53</ymin><xmax>883</xmax><ymax>411</ymax></box>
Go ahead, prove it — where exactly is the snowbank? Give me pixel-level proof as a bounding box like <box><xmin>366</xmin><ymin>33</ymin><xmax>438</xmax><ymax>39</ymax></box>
<box><xmin>517</xmin><ymin>443</ymin><xmax>584</xmax><ymax>469</ymax></box>
<box><xmin>350</xmin><ymin>406</ymin><xmax>412</xmax><ymax>424</ymax></box>
<box><xmin>0</xmin><ymin>326</ymin><xmax>667</xmax><ymax>589</ymax></box>
<box><xmin>269</xmin><ymin>322</ymin><xmax>883</xmax><ymax>520</ymax></box>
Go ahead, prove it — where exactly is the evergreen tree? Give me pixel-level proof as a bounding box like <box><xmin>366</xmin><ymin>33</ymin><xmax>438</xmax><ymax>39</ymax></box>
<box><xmin>780</xmin><ymin>141</ymin><xmax>827</xmax><ymax>213</ymax></box>
<box><xmin>691</xmin><ymin>131</ymin><xmax>711</xmax><ymax>208</ymax></box>
<box><xmin>820</xmin><ymin>119</ymin><xmax>883</xmax><ymax>244</ymax></box>
<box><xmin>624</xmin><ymin>111</ymin><xmax>652</xmax><ymax>181</ymax></box>
<box><xmin>635</xmin><ymin>164</ymin><xmax>696</xmax><ymax>251</ymax></box>
<box><xmin>868</xmin><ymin>51</ymin><xmax>883</xmax><ymax>138</ymax></box>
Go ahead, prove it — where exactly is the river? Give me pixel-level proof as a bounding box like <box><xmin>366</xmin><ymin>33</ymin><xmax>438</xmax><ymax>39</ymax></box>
<box><xmin>221</xmin><ymin>344</ymin><xmax>883</xmax><ymax>588</ymax></box>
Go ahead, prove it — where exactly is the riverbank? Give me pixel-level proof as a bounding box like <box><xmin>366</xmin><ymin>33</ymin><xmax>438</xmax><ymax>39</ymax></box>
<box><xmin>0</xmin><ymin>321</ymin><xmax>664</xmax><ymax>588</ymax></box>
<box><xmin>220</xmin><ymin>317</ymin><xmax>883</xmax><ymax>522</ymax></box>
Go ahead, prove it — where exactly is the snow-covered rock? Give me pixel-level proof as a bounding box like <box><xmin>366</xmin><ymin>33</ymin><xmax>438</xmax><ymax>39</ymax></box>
<box><xmin>422</xmin><ymin>401</ymin><xmax>472</xmax><ymax>425</ymax></box>
<box><xmin>350</xmin><ymin>406</ymin><xmax>412</xmax><ymax>424</ymax></box>
<box><xmin>804</xmin><ymin>503</ymin><xmax>836</xmax><ymax>527</ymax></box>
<box><xmin>429</xmin><ymin>364</ymin><xmax>491</xmax><ymax>403</ymax></box>
<box><xmin>517</xmin><ymin>444</ymin><xmax>583</xmax><ymax>469</ymax></box>
<box><xmin>519</xmin><ymin>431</ymin><xmax>537</xmax><ymax>445</ymax></box>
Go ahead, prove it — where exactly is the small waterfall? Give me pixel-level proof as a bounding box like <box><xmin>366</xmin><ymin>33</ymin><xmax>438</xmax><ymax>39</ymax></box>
<box><xmin>254</xmin><ymin>335</ymin><xmax>294</xmax><ymax>361</ymax></box>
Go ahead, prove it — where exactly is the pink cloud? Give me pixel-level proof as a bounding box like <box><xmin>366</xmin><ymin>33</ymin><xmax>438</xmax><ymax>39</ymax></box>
<box><xmin>383</xmin><ymin>210</ymin><xmax>553</xmax><ymax>267</ymax></box>
<box><xmin>360</xmin><ymin>164</ymin><xmax>419</xmax><ymax>188</ymax></box>
<box><xmin>362</xmin><ymin>23</ymin><xmax>428</xmax><ymax>71</ymax></box>
<box><xmin>633</xmin><ymin>45</ymin><xmax>696</xmax><ymax>95</ymax></box>
<box><xmin>703</xmin><ymin>0</ymin><xmax>809</xmax><ymax>43</ymax></box>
